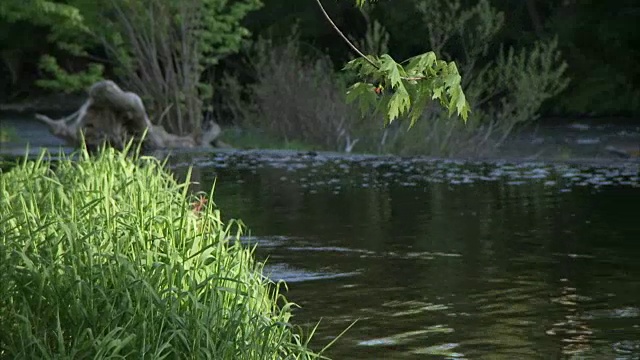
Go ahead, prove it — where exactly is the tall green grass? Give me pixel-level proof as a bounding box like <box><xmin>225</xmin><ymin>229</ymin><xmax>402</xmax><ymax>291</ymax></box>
<box><xmin>0</xmin><ymin>145</ymin><xmax>323</xmax><ymax>359</ymax></box>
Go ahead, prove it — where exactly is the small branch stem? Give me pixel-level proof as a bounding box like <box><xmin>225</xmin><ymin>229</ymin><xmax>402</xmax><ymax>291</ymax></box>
<box><xmin>315</xmin><ymin>0</ymin><xmax>434</xmax><ymax>84</ymax></box>
<box><xmin>314</xmin><ymin>0</ymin><xmax>378</xmax><ymax>69</ymax></box>
<box><xmin>315</xmin><ymin>0</ymin><xmax>464</xmax><ymax>106</ymax></box>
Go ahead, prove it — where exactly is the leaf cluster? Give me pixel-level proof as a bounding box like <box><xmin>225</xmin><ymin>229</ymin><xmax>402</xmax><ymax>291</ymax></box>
<box><xmin>344</xmin><ymin>52</ymin><xmax>470</xmax><ymax>126</ymax></box>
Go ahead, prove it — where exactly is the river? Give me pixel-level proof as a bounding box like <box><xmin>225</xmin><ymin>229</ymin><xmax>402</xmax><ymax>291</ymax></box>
<box><xmin>166</xmin><ymin>150</ymin><xmax>640</xmax><ymax>359</ymax></box>
<box><xmin>2</xmin><ymin>116</ymin><xmax>640</xmax><ymax>359</ymax></box>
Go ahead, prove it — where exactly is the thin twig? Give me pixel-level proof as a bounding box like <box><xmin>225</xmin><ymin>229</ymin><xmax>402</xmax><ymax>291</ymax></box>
<box><xmin>314</xmin><ymin>0</ymin><xmax>378</xmax><ymax>69</ymax></box>
<box><xmin>315</xmin><ymin>0</ymin><xmax>433</xmax><ymax>84</ymax></box>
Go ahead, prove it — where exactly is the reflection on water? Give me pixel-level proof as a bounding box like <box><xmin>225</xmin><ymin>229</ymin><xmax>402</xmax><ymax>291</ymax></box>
<box><xmin>165</xmin><ymin>151</ymin><xmax>640</xmax><ymax>359</ymax></box>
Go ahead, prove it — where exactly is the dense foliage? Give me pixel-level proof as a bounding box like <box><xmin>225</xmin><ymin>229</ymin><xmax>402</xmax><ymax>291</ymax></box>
<box><xmin>0</xmin><ymin>0</ymin><xmax>262</xmax><ymax>136</ymax></box>
<box><xmin>1</xmin><ymin>0</ymin><xmax>470</xmax><ymax>129</ymax></box>
<box><xmin>238</xmin><ymin>0</ymin><xmax>639</xmax><ymax>117</ymax></box>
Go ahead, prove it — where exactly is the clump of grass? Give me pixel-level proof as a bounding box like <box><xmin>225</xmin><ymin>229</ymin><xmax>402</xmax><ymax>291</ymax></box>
<box><xmin>0</xmin><ymin>144</ymin><xmax>323</xmax><ymax>359</ymax></box>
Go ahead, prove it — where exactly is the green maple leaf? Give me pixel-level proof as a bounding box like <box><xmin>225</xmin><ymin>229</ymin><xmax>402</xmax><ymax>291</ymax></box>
<box><xmin>387</xmin><ymin>87</ymin><xmax>411</xmax><ymax>122</ymax></box>
<box><xmin>378</xmin><ymin>54</ymin><xmax>403</xmax><ymax>89</ymax></box>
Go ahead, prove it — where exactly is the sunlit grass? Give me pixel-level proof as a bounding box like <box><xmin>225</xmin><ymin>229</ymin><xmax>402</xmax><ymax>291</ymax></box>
<box><xmin>0</xmin><ymin>143</ymin><xmax>325</xmax><ymax>359</ymax></box>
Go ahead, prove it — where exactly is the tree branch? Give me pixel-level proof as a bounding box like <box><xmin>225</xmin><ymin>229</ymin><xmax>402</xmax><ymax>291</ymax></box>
<box><xmin>314</xmin><ymin>0</ymin><xmax>434</xmax><ymax>84</ymax></box>
<box><xmin>314</xmin><ymin>0</ymin><xmax>378</xmax><ymax>69</ymax></box>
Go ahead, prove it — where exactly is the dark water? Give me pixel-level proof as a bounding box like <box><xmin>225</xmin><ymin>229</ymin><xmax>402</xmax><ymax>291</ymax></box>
<box><xmin>165</xmin><ymin>151</ymin><xmax>640</xmax><ymax>360</ymax></box>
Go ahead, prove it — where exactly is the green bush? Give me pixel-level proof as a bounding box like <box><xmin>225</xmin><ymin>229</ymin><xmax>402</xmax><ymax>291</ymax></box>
<box><xmin>0</xmin><ymin>146</ymin><xmax>320</xmax><ymax>359</ymax></box>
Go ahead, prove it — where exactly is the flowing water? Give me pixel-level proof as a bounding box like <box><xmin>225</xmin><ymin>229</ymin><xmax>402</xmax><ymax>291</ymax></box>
<box><xmin>166</xmin><ymin>151</ymin><xmax>640</xmax><ymax>360</ymax></box>
<box><xmin>2</xmin><ymin>116</ymin><xmax>640</xmax><ymax>359</ymax></box>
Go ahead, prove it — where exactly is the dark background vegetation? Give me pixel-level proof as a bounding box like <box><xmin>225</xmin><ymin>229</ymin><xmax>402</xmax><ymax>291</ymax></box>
<box><xmin>238</xmin><ymin>0</ymin><xmax>640</xmax><ymax>118</ymax></box>
<box><xmin>2</xmin><ymin>0</ymin><xmax>638</xmax><ymax>118</ymax></box>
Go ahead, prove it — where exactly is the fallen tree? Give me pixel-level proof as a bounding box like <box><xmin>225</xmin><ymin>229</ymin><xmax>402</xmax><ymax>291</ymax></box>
<box><xmin>35</xmin><ymin>80</ymin><xmax>226</xmax><ymax>150</ymax></box>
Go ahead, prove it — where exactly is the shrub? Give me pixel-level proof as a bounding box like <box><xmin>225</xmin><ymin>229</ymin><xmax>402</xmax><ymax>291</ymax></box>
<box><xmin>222</xmin><ymin>32</ymin><xmax>361</xmax><ymax>152</ymax></box>
<box><xmin>0</xmin><ymin>145</ymin><xmax>320</xmax><ymax>359</ymax></box>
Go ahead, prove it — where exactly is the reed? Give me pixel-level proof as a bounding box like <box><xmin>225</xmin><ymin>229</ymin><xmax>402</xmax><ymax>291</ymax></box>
<box><xmin>0</xmin><ymin>144</ymin><xmax>322</xmax><ymax>359</ymax></box>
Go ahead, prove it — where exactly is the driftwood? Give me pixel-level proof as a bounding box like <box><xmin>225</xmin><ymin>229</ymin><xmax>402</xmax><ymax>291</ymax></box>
<box><xmin>606</xmin><ymin>145</ymin><xmax>640</xmax><ymax>159</ymax></box>
<box><xmin>35</xmin><ymin>80</ymin><xmax>226</xmax><ymax>150</ymax></box>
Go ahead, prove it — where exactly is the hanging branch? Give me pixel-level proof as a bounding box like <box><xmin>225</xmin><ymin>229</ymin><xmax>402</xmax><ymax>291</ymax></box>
<box><xmin>313</xmin><ymin>0</ymin><xmax>471</xmax><ymax>124</ymax></box>
<box><xmin>314</xmin><ymin>0</ymin><xmax>437</xmax><ymax>82</ymax></box>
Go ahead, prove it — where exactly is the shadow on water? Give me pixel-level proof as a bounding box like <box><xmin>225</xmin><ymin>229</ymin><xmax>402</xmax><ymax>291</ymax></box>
<box><xmin>164</xmin><ymin>151</ymin><xmax>640</xmax><ymax>359</ymax></box>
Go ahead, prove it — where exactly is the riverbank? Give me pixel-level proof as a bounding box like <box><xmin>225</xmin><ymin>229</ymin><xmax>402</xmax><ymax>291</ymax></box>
<box><xmin>0</xmin><ymin>104</ymin><xmax>640</xmax><ymax>162</ymax></box>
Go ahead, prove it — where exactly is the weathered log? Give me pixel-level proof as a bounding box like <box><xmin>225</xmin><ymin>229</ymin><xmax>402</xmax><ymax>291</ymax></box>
<box><xmin>605</xmin><ymin>145</ymin><xmax>640</xmax><ymax>159</ymax></box>
<box><xmin>35</xmin><ymin>80</ymin><xmax>223</xmax><ymax>150</ymax></box>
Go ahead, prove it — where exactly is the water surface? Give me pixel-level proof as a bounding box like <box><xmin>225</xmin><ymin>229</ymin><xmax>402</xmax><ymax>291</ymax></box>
<box><xmin>167</xmin><ymin>151</ymin><xmax>640</xmax><ymax>359</ymax></box>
